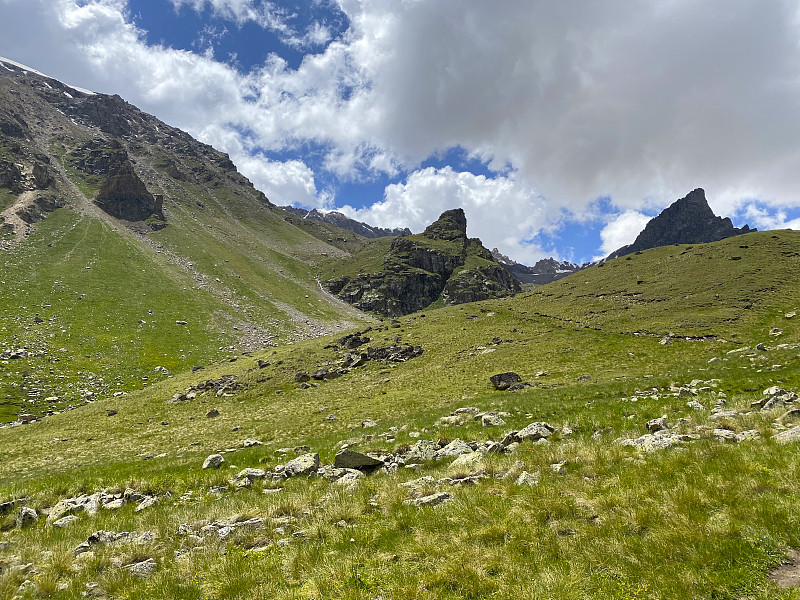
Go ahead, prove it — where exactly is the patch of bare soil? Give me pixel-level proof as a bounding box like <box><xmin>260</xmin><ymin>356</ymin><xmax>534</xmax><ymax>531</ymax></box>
<box><xmin>770</xmin><ymin>549</ymin><xmax>800</xmax><ymax>589</ymax></box>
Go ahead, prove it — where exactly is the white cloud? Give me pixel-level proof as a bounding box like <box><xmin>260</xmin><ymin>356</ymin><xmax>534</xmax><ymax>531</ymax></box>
<box><xmin>739</xmin><ymin>203</ymin><xmax>800</xmax><ymax>231</ymax></box>
<box><xmin>2</xmin><ymin>0</ymin><xmax>800</xmax><ymax>262</ymax></box>
<box><xmin>595</xmin><ymin>211</ymin><xmax>652</xmax><ymax>260</ymax></box>
<box><xmin>235</xmin><ymin>154</ymin><xmax>326</xmax><ymax>208</ymax></box>
<box><xmin>339</xmin><ymin>167</ymin><xmax>557</xmax><ymax>264</ymax></box>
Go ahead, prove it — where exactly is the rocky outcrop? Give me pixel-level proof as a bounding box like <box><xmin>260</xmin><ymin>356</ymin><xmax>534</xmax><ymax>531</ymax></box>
<box><xmin>608</xmin><ymin>188</ymin><xmax>754</xmax><ymax>259</ymax></box>
<box><xmin>95</xmin><ymin>161</ymin><xmax>164</xmax><ymax>223</ymax></box>
<box><xmin>281</xmin><ymin>206</ymin><xmax>411</xmax><ymax>238</ymax></box>
<box><xmin>326</xmin><ymin>209</ymin><xmax>521</xmax><ymax>316</ymax></box>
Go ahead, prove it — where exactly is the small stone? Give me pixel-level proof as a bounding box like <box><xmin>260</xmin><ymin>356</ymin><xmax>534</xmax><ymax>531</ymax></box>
<box><xmin>202</xmin><ymin>454</ymin><xmax>224</xmax><ymax>469</ymax></box>
<box><xmin>646</xmin><ymin>415</ymin><xmax>668</xmax><ymax>433</ymax></box>
<box><xmin>481</xmin><ymin>413</ymin><xmax>506</xmax><ymax>427</ymax></box>
<box><xmin>515</xmin><ymin>471</ymin><xmax>540</xmax><ymax>486</ymax></box>
<box><xmin>404</xmin><ymin>492</ymin><xmax>453</xmax><ymax>507</ymax></box>
<box><xmin>489</xmin><ymin>372</ymin><xmax>522</xmax><ymax>390</ymax></box>
<box><xmin>449</xmin><ymin>452</ymin><xmax>486</xmax><ymax>474</ymax></box>
<box><xmin>713</xmin><ymin>428</ymin><xmax>737</xmax><ymax>442</ymax></box>
<box><xmin>361</xmin><ymin>419</ymin><xmax>378</xmax><ymax>428</ymax></box>
<box><xmin>135</xmin><ymin>496</ymin><xmax>157</xmax><ymax>512</ymax></box>
<box><xmin>52</xmin><ymin>515</ymin><xmax>79</xmax><ymax>528</ymax></box>
<box><xmin>243</xmin><ymin>438</ymin><xmax>263</xmax><ymax>447</ymax></box>
<box><xmin>434</xmin><ymin>439</ymin><xmax>473</xmax><ymax>459</ymax></box>
<box><xmin>551</xmin><ymin>461</ymin><xmax>568</xmax><ymax>475</ymax></box>
<box><xmin>16</xmin><ymin>507</ymin><xmax>37</xmax><ymax>528</ymax></box>
<box><xmin>125</xmin><ymin>558</ymin><xmax>156</xmax><ymax>578</ymax></box>
<box><xmin>686</xmin><ymin>400</ymin><xmax>704</xmax><ymax>411</ymax></box>
<box><xmin>206</xmin><ymin>408</ymin><xmax>220</xmax><ymax>418</ymax></box>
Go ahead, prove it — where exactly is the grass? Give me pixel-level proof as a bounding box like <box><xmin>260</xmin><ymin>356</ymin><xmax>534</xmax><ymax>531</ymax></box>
<box><xmin>1</xmin><ymin>231</ymin><xmax>800</xmax><ymax>598</ymax></box>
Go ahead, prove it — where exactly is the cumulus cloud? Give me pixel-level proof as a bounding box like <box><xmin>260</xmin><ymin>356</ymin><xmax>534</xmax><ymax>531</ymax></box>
<box><xmin>595</xmin><ymin>211</ymin><xmax>652</xmax><ymax>261</ymax></box>
<box><xmin>338</xmin><ymin>167</ymin><xmax>557</xmax><ymax>264</ymax></box>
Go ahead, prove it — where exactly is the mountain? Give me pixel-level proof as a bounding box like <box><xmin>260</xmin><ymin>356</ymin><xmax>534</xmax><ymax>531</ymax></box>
<box><xmin>490</xmin><ymin>249</ymin><xmax>590</xmax><ymax>285</ymax></box>
<box><xmin>607</xmin><ymin>187</ymin><xmax>754</xmax><ymax>259</ymax></box>
<box><xmin>0</xmin><ymin>56</ymin><xmax>373</xmax><ymax>421</ymax></box>
<box><xmin>281</xmin><ymin>206</ymin><xmax>411</xmax><ymax>238</ymax></box>
<box><xmin>323</xmin><ymin>209</ymin><xmax>521</xmax><ymax>316</ymax></box>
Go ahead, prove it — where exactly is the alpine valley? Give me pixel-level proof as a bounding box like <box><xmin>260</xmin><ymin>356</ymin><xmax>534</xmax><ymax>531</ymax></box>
<box><xmin>1</xmin><ymin>58</ymin><xmax>800</xmax><ymax>600</ymax></box>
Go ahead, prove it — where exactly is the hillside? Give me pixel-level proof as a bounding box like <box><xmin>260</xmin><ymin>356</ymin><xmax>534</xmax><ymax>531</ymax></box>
<box><xmin>0</xmin><ymin>58</ymin><xmax>373</xmax><ymax>422</ymax></box>
<box><xmin>1</xmin><ymin>231</ymin><xmax>799</xmax><ymax>599</ymax></box>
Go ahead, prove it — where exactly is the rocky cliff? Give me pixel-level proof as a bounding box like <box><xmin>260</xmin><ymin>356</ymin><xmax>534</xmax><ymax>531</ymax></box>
<box><xmin>608</xmin><ymin>188</ymin><xmax>754</xmax><ymax>259</ymax></box>
<box><xmin>325</xmin><ymin>209</ymin><xmax>521</xmax><ymax>316</ymax></box>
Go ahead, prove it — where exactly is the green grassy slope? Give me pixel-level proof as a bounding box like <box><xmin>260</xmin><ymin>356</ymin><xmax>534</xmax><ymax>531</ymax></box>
<box><xmin>1</xmin><ymin>231</ymin><xmax>800</xmax><ymax>599</ymax></box>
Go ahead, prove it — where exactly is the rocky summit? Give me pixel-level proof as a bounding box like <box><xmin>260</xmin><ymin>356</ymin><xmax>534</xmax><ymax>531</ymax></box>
<box><xmin>325</xmin><ymin>208</ymin><xmax>521</xmax><ymax>316</ymax></box>
<box><xmin>608</xmin><ymin>187</ymin><xmax>753</xmax><ymax>259</ymax></box>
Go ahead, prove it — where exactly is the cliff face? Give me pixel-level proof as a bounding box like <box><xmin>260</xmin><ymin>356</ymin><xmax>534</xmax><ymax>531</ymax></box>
<box><xmin>608</xmin><ymin>188</ymin><xmax>754</xmax><ymax>259</ymax></box>
<box><xmin>325</xmin><ymin>209</ymin><xmax>521</xmax><ymax>317</ymax></box>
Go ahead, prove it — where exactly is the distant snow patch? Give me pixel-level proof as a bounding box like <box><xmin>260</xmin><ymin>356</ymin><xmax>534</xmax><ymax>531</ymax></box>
<box><xmin>0</xmin><ymin>55</ymin><xmax>95</xmax><ymax>95</ymax></box>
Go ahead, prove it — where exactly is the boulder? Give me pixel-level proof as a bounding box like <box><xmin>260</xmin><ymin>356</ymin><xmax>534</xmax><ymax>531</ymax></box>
<box><xmin>516</xmin><ymin>422</ymin><xmax>555</xmax><ymax>442</ymax></box>
<box><xmin>434</xmin><ymin>439</ymin><xmax>473</xmax><ymax>459</ymax></box>
<box><xmin>481</xmin><ymin>413</ymin><xmax>506</xmax><ymax>427</ymax></box>
<box><xmin>334</xmin><ymin>449</ymin><xmax>384</xmax><ymax>470</ymax></box>
<box><xmin>404</xmin><ymin>492</ymin><xmax>453</xmax><ymax>507</ymax></box>
<box><xmin>202</xmin><ymin>454</ymin><xmax>224</xmax><ymax>469</ymax></box>
<box><xmin>284</xmin><ymin>453</ymin><xmax>320</xmax><ymax>477</ymax></box>
<box><xmin>646</xmin><ymin>415</ymin><xmax>669</xmax><ymax>433</ymax></box>
<box><xmin>490</xmin><ymin>372</ymin><xmax>522</xmax><ymax>390</ymax></box>
<box><xmin>515</xmin><ymin>471</ymin><xmax>540</xmax><ymax>486</ymax></box>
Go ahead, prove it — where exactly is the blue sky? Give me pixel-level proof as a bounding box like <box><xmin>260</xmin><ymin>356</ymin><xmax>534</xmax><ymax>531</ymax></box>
<box><xmin>2</xmin><ymin>0</ymin><xmax>800</xmax><ymax>264</ymax></box>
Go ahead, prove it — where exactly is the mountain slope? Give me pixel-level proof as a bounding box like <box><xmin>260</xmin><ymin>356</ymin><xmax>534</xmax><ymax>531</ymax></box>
<box><xmin>281</xmin><ymin>206</ymin><xmax>411</xmax><ymax>238</ymax></box>
<box><xmin>0</xmin><ymin>57</ymin><xmax>373</xmax><ymax>422</ymax></box>
<box><xmin>0</xmin><ymin>231</ymin><xmax>799</xmax><ymax>599</ymax></box>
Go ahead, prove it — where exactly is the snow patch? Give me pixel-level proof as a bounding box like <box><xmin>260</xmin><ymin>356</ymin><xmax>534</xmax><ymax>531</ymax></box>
<box><xmin>0</xmin><ymin>55</ymin><xmax>96</xmax><ymax>95</ymax></box>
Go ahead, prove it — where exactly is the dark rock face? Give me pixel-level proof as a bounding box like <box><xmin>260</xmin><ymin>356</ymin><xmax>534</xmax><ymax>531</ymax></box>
<box><xmin>0</xmin><ymin>160</ymin><xmax>22</xmax><ymax>190</ymax></box>
<box><xmin>326</xmin><ymin>209</ymin><xmax>521</xmax><ymax>317</ymax></box>
<box><xmin>95</xmin><ymin>161</ymin><xmax>164</xmax><ymax>223</ymax></box>
<box><xmin>281</xmin><ymin>206</ymin><xmax>411</xmax><ymax>238</ymax></box>
<box><xmin>608</xmin><ymin>188</ymin><xmax>754</xmax><ymax>259</ymax></box>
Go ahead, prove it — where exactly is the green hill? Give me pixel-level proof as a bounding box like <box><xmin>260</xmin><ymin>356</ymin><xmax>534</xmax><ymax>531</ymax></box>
<box><xmin>1</xmin><ymin>231</ymin><xmax>799</xmax><ymax>599</ymax></box>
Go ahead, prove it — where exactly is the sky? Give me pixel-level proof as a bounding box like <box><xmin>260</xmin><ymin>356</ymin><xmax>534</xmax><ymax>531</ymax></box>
<box><xmin>1</xmin><ymin>0</ymin><xmax>800</xmax><ymax>264</ymax></box>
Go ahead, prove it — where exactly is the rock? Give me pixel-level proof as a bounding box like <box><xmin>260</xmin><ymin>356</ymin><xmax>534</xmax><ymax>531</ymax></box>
<box><xmin>404</xmin><ymin>492</ymin><xmax>453</xmax><ymax>507</ymax></box>
<box><xmin>551</xmin><ymin>461</ymin><xmax>568</xmax><ymax>475</ymax></box>
<box><xmin>454</xmin><ymin>407</ymin><xmax>481</xmax><ymax>415</ymax></box>
<box><xmin>449</xmin><ymin>452</ymin><xmax>486</xmax><ymax>474</ymax></box>
<box><xmin>686</xmin><ymin>400</ymin><xmax>704</xmax><ymax>410</ymax></box>
<box><xmin>18</xmin><ymin>414</ymin><xmax>36</xmax><ymax>424</ymax></box>
<box><xmin>774</xmin><ymin>425</ymin><xmax>800</xmax><ymax>444</ymax></box>
<box><xmin>135</xmin><ymin>496</ymin><xmax>157</xmax><ymax>512</ymax></box>
<box><xmin>16</xmin><ymin>507</ymin><xmax>37</xmax><ymax>528</ymax></box>
<box><xmin>490</xmin><ymin>372</ymin><xmax>522</xmax><ymax>390</ymax></box>
<box><xmin>735</xmin><ymin>430</ymin><xmax>761</xmax><ymax>442</ymax></box>
<box><xmin>515</xmin><ymin>471</ymin><xmax>540</xmax><ymax>486</ymax></box>
<box><xmin>437</xmin><ymin>415</ymin><xmax>468</xmax><ymax>426</ymax></box>
<box><xmin>770</xmin><ymin>328</ymin><xmax>784</xmax><ymax>337</ymax></box>
<box><xmin>713</xmin><ymin>428</ymin><xmax>738</xmax><ymax>442</ymax></box>
<box><xmin>619</xmin><ymin>431</ymin><xmax>698</xmax><ymax>451</ymax></box>
<box><xmin>646</xmin><ymin>415</ymin><xmax>669</xmax><ymax>433</ymax></box>
<box><xmin>434</xmin><ymin>439</ymin><xmax>473</xmax><ymax>459</ymax></box>
<box><xmin>236</xmin><ymin>468</ymin><xmax>266</xmax><ymax>482</ymax></box>
<box><xmin>481</xmin><ymin>413</ymin><xmax>506</xmax><ymax>427</ymax></box>
<box><xmin>334</xmin><ymin>449</ymin><xmax>384</xmax><ymax>470</ymax></box>
<box><xmin>202</xmin><ymin>454</ymin><xmax>224</xmax><ymax>469</ymax></box>
<box><xmin>516</xmin><ymin>422</ymin><xmax>555</xmax><ymax>441</ymax></box>
<box><xmin>404</xmin><ymin>440</ymin><xmax>438</xmax><ymax>462</ymax></box>
<box><xmin>284</xmin><ymin>453</ymin><xmax>320</xmax><ymax>477</ymax></box>
<box><xmin>206</xmin><ymin>408</ymin><xmax>220</xmax><ymax>418</ymax></box>
<box><xmin>125</xmin><ymin>558</ymin><xmax>156</xmax><ymax>578</ymax></box>
<box><xmin>52</xmin><ymin>515</ymin><xmax>79</xmax><ymax>528</ymax></box>
<box><xmin>294</xmin><ymin>372</ymin><xmax>310</xmax><ymax>383</ymax></box>
<box><xmin>243</xmin><ymin>438</ymin><xmax>263</xmax><ymax>447</ymax></box>
<box><xmin>361</xmin><ymin>419</ymin><xmax>378</xmax><ymax>428</ymax></box>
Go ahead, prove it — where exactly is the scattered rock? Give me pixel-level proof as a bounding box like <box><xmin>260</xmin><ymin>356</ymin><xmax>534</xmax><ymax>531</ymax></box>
<box><xmin>434</xmin><ymin>439</ymin><xmax>473</xmax><ymax>459</ymax></box>
<box><xmin>16</xmin><ymin>507</ymin><xmax>37</xmax><ymax>528</ymax></box>
<box><xmin>646</xmin><ymin>415</ymin><xmax>669</xmax><ymax>433</ymax></box>
<box><xmin>481</xmin><ymin>413</ymin><xmax>506</xmax><ymax>427</ymax></box>
<box><xmin>774</xmin><ymin>425</ymin><xmax>800</xmax><ymax>444</ymax></box>
<box><xmin>334</xmin><ymin>449</ymin><xmax>384</xmax><ymax>471</ymax></box>
<box><xmin>490</xmin><ymin>372</ymin><xmax>522</xmax><ymax>390</ymax></box>
<box><xmin>243</xmin><ymin>438</ymin><xmax>263</xmax><ymax>447</ymax></box>
<box><xmin>52</xmin><ymin>515</ymin><xmax>79</xmax><ymax>528</ymax></box>
<box><xmin>516</xmin><ymin>421</ymin><xmax>555</xmax><ymax>442</ymax></box>
<box><xmin>284</xmin><ymin>453</ymin><xmax>320</xmax><ymax>477</ymax></box>
<box><xmin>206</xmin><ymin>408</ymin><xmax>220</xmax><ymax>418</ymax></box>
<box><xmin>202</xmin><ymin>454</ymin><xmax>224</xmax><ymax>469</ymax></box>
<box><xmin>404</xmin><ymin>492</ymin><xmax>453</xmax><ymax>507</ymax></box>
<box><xmin>515</xmin><ymin>471</ymin><xmax>540</xmax><ymax>486</ymax></box>
<box><xmin>124</xmin><ymin>558</ymin><xmax>157</xmax><ymax>578</ymax></box>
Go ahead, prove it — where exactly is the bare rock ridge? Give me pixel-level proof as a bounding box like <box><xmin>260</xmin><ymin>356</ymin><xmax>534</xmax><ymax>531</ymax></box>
<box><xmin>325</xmin><ymin>208</ymin><xmax>521</xmax><ymax>317</ymax></box>
<box><xmin>281</xmin><ymin>206</ymin><xmax>411</xmax><ymax>238</ymax></box>
<box><xmin>607</xmin><ymin>188</ymin><xmax>754</xmax><ymax>259</ymax></box>
<box><xmin>491</xmin><ymin>249</ymin><xmax>589</xmax><ymax>285</ymax></box>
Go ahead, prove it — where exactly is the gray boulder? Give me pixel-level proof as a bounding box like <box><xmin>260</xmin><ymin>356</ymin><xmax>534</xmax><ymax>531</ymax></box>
<box><xmin>490</xmin><ymin>372</ymin><xmax>522</xmax><ymax>390</ymax></box>
<box><xmin>16</xmin><ymin>507</ymin><xmax>38</xmax><ymax>528</ymax></box>
<box><xmin>202</xmin><ymin>454</ymin><xmax>224</xmax><ymax>469</ymax></box>
<box><xmin>516</xmin><ymin>422</ymin><xmax>555</xmax><ymax>441</ymax></box>
<box><xmin>334</xmin><ymin>449</ymin><xmax>384</xmax><ymax>470</ymax></box>
<box><xmin>284</xmin><ymin>453</ymin><xmax>320</xmax><ymax>477</ymax></box>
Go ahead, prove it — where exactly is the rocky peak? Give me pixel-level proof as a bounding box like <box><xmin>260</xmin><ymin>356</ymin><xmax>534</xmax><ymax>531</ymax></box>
<box><xmin>422</xmin><ymin>208</ymin><xmax>467</xmax><ymax>242</ymax></box>
<box><xmin>608</xmin><ymin>188</ymin><xmax>754</xmax><ymax>259</ymax></box>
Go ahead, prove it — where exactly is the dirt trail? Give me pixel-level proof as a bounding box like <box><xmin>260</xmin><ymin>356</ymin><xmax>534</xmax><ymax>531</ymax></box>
<box><xmin>0</xmin><ymin>190</ymin><xmax>36</xmax><ymax>243</ymax></box>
